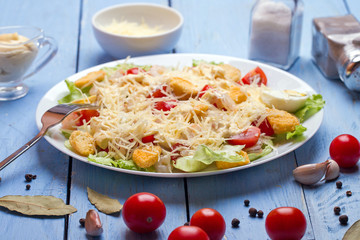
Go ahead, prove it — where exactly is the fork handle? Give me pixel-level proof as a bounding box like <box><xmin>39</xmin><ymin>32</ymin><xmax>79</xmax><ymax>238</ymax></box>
<box><xmin>0</xmin><ymin>130</ymin><xmax>45</xmax><ymax>171</ymax></box>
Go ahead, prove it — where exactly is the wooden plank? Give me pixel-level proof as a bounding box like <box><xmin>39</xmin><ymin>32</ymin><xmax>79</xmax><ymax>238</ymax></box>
<box><xmin>0</xmin><ymin>0</ymin><xmax>80</xmax><ymax>238</ymax></box>
<box><xmin>294</xmin><ymin>0</ymin><xmax>360</xmax><ymax>239</ymax></box>
<box><xmin>171</xmin><ymin>0</ymin><xmax>315</xmax><ymax>239</ymax></box>
<box><xmin>67</xmin><ymin>0</ymin><xmax>187</xmax><ymax>239</ymax></box>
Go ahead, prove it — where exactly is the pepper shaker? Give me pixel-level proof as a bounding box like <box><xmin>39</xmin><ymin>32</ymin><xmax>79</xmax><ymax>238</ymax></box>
<box><xmin>312</xmin><ymin>15</ymin><xmax>360</xmax><ymax>91</ymax></box>
<box><xmin>248</xmin><ymin>0</ymin><xmax>304</xmax><ymax>70</ymax></box>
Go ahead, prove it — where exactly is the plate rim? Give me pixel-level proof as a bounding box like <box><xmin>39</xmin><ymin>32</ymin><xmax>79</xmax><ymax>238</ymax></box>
<box><xmin>36</xmin><ymin>53</ymin><xmax>324</xmax><ymax>178</ymax></box>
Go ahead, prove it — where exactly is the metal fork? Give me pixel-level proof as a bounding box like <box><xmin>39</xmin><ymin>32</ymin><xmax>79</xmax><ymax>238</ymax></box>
<box><xmin>0</xmin><ymin>104</ymin><xmax>98</xmax><ymax>171</ymax></box>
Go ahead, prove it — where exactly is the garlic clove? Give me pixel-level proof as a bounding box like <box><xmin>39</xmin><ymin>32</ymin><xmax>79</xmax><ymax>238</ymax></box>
<box><xmin>85</xmin><ymin>209</ymin><xmax>103</xmax><ymax>236</ymax></box>
<box><xmin>293</xmin><ymin>160</ymin><xmax>330</xmax><ymax>185</ymax></box>
<box><xmin>324</xmin><ymin>159</ymin><xmax>340</xmax><ymax>181</ymax></box>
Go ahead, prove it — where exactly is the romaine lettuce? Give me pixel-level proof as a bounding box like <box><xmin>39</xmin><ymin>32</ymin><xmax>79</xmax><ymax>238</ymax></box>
<box><xmin>286</xmin><ymin>125</ymin><xmax>307</xmax><ymax>140</ymax></box>
<box><xmin>173</xmin><ymin>145</ymin><xmax>246</xmax><ymax>172</ymax></box>
<box><xmin>58</xmin><ymin>79</ymin><xmax>86</xmax><ymax>104</ymax></box>
<box><xmin>295</xmin><ymin>94</ymin><xmax>325</xmax><ymax>123</ymax></box>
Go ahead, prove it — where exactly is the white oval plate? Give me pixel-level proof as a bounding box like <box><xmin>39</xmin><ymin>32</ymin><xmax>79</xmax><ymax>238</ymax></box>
<box><xmin>36</xmin><ymin>53</ymin><xmax>323</xmax><ymax>178</ymax></box>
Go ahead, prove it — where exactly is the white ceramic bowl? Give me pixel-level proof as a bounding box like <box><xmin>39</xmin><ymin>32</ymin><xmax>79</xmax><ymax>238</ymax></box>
<box><xmin>92</xmin><ymin>3</ymin><xmax>183</xmax><ymax>59</ymax></box>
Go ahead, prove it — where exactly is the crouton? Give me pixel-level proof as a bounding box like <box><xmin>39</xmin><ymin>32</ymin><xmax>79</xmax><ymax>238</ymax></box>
<box><xmin>169</xmin><ymin>77</ymin><xmax>198</xmax><ymax>100</ymax></box>
<box><xmin>229</xmin><ymin>85</ymin><xmax>247</xmax><ymax>104</ymax></box>
<box><xmin>216</xmin><ymin>151</ymin><xmax>250</xmax><ymax>169</ymax></box>
<box><xmin>132</xmin><ymin>146</ymin><xmax>162</xmax><ymax>168</ymax></box>
<box><xmin>219</xmin><ymin>64</ymin><xmax>241</xmax><ymax>82</ymax></box>
<box><xmin>69</xmin><ymin>130</ymin><xmax>96</xmax><ymax>156</ymax></box>
<box><xmin>71</xmin><ymin>95</ymin><xmax>96</xmax><ymax>104</ymax></box>
<box><xmin>191</xmin><ymin>101</ymin><xmax>209</xmax><ymax>119</ymax></box>
<box><xmin>75</xmin><ymin>70</ymin><xmax>105</xmax><ymax>89</ymax></box>
<box><xmin>266</xmin><ymin>108</ymin><xmax>300</xmax><ymax>134</ymax></box>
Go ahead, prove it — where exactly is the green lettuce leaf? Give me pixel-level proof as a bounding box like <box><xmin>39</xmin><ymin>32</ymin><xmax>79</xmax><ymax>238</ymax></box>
<box><xmin>61</xmin><ymin>129</ymin><xmax>72</xmax><ymax>139</ymax></box>
<box><xmin>192</xmin><ymin>59</ymin><xmax>224</xmax><ymax>67</ymax></box>
<box><xmin>88</xmin><ymin>154</ymin><xmax>140</xmax><ymax>170</ymax></box>
<box><xmin>173</xmin><ymin>145</ymin><xmax>246</xmax><ymax>172</ymax></box>
<box><xmin>248</xmin><ymin>145</ymin><xmax>273</xmax><ymax>161</ymax></box>
<box><xmin>295</xmin><ymin>94</ymin><xmax>325</xmax><ymax>123</ymax></box>
<box><xmin>58</xmin><ymin>79</ymin><xmax>85</xmax><ymax>104</ymax></box>
<box><xmin>286</xmin><ymin>125</ymin><xmax>307</xmax><ymax>140</ymax></box>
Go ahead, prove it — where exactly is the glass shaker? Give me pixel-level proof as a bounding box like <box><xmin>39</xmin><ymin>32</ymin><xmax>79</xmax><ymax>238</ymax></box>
<box><xmin>312</xmin><ymin>15</ymin><xmax>360</xmax><ymax>91</ymax></box>
<box><xmin>248</xmin><ymin>0</ymin><xmax>304</xmax><ymax>70</ymax></box>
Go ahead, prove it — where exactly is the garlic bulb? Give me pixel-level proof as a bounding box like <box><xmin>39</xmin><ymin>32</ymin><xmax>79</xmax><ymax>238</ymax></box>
<box><xmin>293</xmin><ymin>160</ymin><xmax>330</xmax><ymax>185</ymax></box>
<box><xmin>324</xmin><ymin>159</ymin><xmax>340</xmax><ymax>181</ymax></box>
<box><xmin>85</xmin><ymin>210</ymin><xmax>103</xmax><ymax>236</ymax></box>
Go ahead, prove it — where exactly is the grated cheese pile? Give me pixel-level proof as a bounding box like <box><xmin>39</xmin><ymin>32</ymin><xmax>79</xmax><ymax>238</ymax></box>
<box><xmin>89</xmin><ymin>62</ymin><xmax>269</xmax><ymax>172</ymax></box>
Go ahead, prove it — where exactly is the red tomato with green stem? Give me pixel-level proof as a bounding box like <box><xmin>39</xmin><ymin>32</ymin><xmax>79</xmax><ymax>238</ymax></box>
<box><xmin>122</xmin><ymin>192</ymin><xmax>166</xmax><ymax>233</ymax></box>
<box><xmin>168</xmin><ymin>226</ymin><xmax>210</xmax><ymax>240</ymax></box>
<box><xmin>240</xmin><ymin>66</ymin><xmax>267</xmax><ymax>86</ymax></box>
<box><xmin>329</xmin><ymin>134</ymin><xmax>360</xmax><ymax>168</ymax></box>
<box><xmin>265</xmin><ymin>207</ymin><xmax>306</xmax><ymax>240</ymax></box>
<box><xmin>190</xmin><ymin>208</ymin><xmax>226</xmax><ymax>240</ymax></box>
<box><xmin>227</xmin><ymin>126</ymin><xmax>261</xmax><ymax>148</ymax></box>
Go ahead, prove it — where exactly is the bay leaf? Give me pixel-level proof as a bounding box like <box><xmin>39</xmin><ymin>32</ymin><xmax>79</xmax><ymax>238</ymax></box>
<box><xmin>0</xmin><ymin>195</ymin><xmax>77</xmax><ymax>216</ymax></box>
<box><xmin>87</xmin><ymin>187</ymin><xmax>122</xmax><ymax>214</ymax></box>
<box><xmin>343</xmin><ymin>219</ymin><xmax>360</xmax><ymax>240</ymax></box>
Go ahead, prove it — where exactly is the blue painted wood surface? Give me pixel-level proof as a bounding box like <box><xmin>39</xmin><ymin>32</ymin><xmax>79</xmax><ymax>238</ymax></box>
<box><xmin>1</xmin><ymin>0</ymin><xmax>360</xmax><ymax>239</ymax></box>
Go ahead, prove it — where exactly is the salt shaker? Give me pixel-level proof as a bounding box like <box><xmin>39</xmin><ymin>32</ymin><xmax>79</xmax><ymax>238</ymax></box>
<box><xmin>312</xmin><ymin>15</ymin><xmax>360</xmax><ymax>91</ymax></box>
<box><xmin>248</xmin><ymin>0</ymin><xmax>303</xmax><ymax>70</ymax></box>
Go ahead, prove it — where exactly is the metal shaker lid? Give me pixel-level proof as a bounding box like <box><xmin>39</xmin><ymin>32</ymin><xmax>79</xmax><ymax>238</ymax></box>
<box><xmin>341</xmin><ymin>56</ymin><xmax>360</xmax><ymax>91</ymax></box>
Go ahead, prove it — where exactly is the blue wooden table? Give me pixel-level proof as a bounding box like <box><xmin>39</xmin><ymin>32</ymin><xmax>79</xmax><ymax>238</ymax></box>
<box><xmin>1</xmin><ymin>0</ymin><xmax>360</xmax><ymax>239</ymax></box>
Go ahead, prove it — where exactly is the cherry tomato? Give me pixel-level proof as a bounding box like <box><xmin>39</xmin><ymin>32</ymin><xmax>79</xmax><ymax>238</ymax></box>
<box><xmin>122</xmin><ymin>192</ymin><xmax>166</xmax><ymax>233</ymax></box>
<box><xmin>252</xmin><ymin>118</ymin><xmax>274</xmax><ymax>136</ymax></box>
<box><xmin>198</xmin><ymin>85</ymin><xmax>213</xmax><ymax>98</ymax></box>
<box><xmin>142</xmin><ymin>134</ymin><xmax>155</xmax><ymax>143</ymax></box>
<box><xmin>168</xmin><ymin>226</ymin><xmax>210</xmax><ymax>240</ymax></box>
<box><xmin>265</xmin><ymin>207</ymin><xmax>306</xmax><ymax>240</ymax></box>
<box><xmin>329</xmin><ymin>134</ymin><xmax>360</xmax><ymax>168</ymax></box>
<box><xmin>78</xmin><ymin>109</ymin><xmax>100</xmax><ymax>125</ymax></box>
<box><xmin>150</xmin><ymin>85</ymin><xmax>169</xmax><ymax>98</ymax></box>
<box><xmin>227</xmin><ymin>126</ymin><xmax>261</xmax><ymax>148</ymax></box>
<box><xmin>61</xmin><ymin>109</ymin><xmax>99</xmax><ymax>129</ymax></box>
<box><xmin>240</xmin><ymin>66</ymin><xmax>267</xmax><ymax>86</ymax></box>
<box><xmin>126</xmin><ymin>67</ymin><xmax>144</xmax><ymax>75</ymax></box>
<box><xmin>190</xmin><ymin>208</ymin><xmax>226</xmax><ymax>240</ymax></box>
<box><xmin>170</xmin><ymin>143</ymin><xmax>187</xmax><ymax>162</ymax></box>
<box><xmin>154</xmin><ymin>100</ymin><xmax>177</xmax><ymax>112</ymax></box>
<box><xmin>61</xmin><ymin>111</ymin><xmax>81</xmax><ymax>130</ymax></box>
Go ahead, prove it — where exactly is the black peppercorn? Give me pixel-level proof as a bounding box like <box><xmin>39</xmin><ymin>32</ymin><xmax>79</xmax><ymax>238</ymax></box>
<box><xmin>244</xmin><ymin>199</ymin><xmax>250</xmax><ymax>207</ymax></box>
<box><xmin>336</xmin><ymin>181</ymin><xmax>342</xmax><ymax>189</ymax></box>
<box><xmin>346</xmin><ymin>191</ymin><xmax>352</xmax><ymax>197</ymax></box>
<box><xmin>25</xmin><ymin>174</ymin><xmax>32</xmax><ymax>182</ymax></box>
<box><xmin>334</xmin><ymin>206</ymin><xmax>341</xmax><ymax>215</ymax></box>
<box><xmin>32</xmin><ymin>175</ymin><xmax>37</xmax><ymax>180</ymax></box>
<box><xmin>231</xmin><ymin>218</ymin><xmax>240</xmax><ymax>228</ymax></box>
<box><xmin>249</xmin><ymin>208</ymin><xmax>257</xmax><ymax>217</ymax></box>
<box><xmin>184</xmin><ymin>222</ymin><xmax>189</xmax><ymax>226</ymax></box>
<box><xmin>26</xmin><ymin>184</ymin><xmax>31</xmax><ymax>190</ymax></box>
<box><xmin>79</xmin><ymin>218</ymin><xmax>85</xmax><ymax>227</ymax></box>
<box><xmin>257</xmin><ymin>210</ymin><xmax>264</xmax><ymax>218</ymax></box>
<box><xmin>339</xmin><ymin>215</ymin><xmax>348</xmax><ymax>225</ymax></box>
